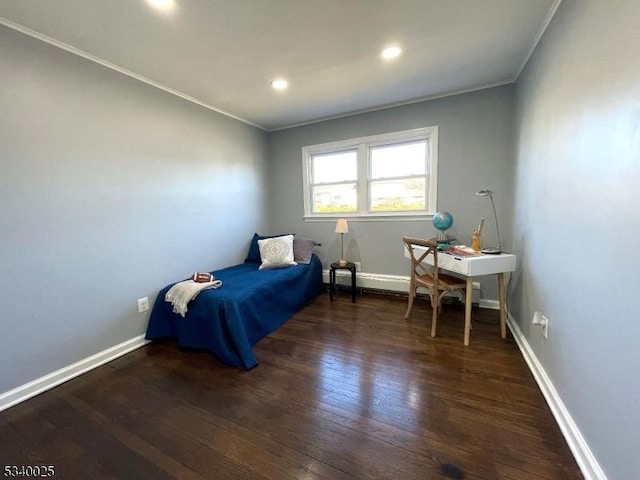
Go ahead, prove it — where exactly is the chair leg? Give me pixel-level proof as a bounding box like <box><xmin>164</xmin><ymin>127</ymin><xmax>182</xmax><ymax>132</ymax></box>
<box><xmin>404</xmin><ymin>285</ymin><xmax>416</xmax><ymax>319</ymax></box>
<box><xmin>438</xmin><ymin>290</ymin><xmax>448</xmax><ymax>314</ymax></box>
<box><xmin>431</xmin><ymin>300</ymin><xmax>438</xmax><ymax>337</ymax></box>
<box><xmin>430</xmin><ymin>289</ymin><xmax>438</xmax><ymax>337</ymax></box>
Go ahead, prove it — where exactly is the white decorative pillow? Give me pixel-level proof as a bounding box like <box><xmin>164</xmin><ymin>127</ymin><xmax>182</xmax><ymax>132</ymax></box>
<box><xmin>257</xmin><ymin>234</ymin><xmax>297</xmax><ymax>270</ymax></box>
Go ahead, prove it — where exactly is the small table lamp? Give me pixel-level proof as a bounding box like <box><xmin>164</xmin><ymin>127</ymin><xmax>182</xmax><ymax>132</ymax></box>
<box><xmin>335</xmin><ymin>218</ymin><xmax>349</xmax><ymax>266</ymax></box>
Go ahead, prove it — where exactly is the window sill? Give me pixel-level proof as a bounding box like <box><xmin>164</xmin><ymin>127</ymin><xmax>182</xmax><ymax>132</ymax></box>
<box><xmin>303</xmin><ymin>213</ymin><xmax>434</xmax><ymax>222</ymax></box>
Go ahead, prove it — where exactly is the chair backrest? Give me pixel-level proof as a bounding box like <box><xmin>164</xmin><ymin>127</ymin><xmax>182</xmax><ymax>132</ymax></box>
<box><xmin>402</xmin><ymin>236</ymin><xmax>440</xmax><ymax>284</ymax></box>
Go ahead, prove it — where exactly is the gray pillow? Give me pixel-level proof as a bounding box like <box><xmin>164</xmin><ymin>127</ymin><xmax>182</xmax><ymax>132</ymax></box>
<box><xmin>293</xmin><ymin>238</ymin><xmax>316</xmax><ymax>264</ymax></box>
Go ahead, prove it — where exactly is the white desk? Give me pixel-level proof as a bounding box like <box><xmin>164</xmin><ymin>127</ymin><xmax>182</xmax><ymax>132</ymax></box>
<box><xmin>404</xmin><ymin>246</ymin><xmax>516</xmax><ymax>345</ymax></box>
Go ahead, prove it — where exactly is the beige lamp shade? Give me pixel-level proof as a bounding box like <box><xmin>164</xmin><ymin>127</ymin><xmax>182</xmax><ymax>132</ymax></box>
<box><xmin>335</xmin><ymin>218</ymin><xmax>349</xmax><ymax>234</ymax></box>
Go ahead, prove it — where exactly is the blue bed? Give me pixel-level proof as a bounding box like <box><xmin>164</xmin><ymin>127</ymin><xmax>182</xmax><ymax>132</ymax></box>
<box><xmin>145</xmin><ymin>254</ymin><xmax>324</xmax><ymax>369</ymax></box>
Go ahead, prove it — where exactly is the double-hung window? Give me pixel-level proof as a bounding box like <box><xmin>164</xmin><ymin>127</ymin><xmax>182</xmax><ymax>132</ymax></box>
<box><xmin>302</xmin><ymin>126</ymin><xmax>438</xmax><ymax>219</ymax></box>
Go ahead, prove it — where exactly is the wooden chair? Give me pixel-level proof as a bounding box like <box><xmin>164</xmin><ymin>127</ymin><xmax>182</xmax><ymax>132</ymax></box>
<box><xmin>402</xmin><ymin>236</ymin><xmax>467</xmax><ymax>337</ymax></box>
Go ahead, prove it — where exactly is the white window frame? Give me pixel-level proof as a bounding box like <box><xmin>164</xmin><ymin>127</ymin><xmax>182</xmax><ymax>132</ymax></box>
<box><xmin>301</xmin><ymin>126</ymin><xmax>438</xmax><ymax>220</ymax></box>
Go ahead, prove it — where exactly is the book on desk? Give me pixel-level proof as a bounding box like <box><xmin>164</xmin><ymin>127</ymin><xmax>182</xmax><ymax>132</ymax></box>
<box><xmin>443</xmin><ymin>245</ymin><xmax>482</xmax><ymax>257</ymax></box>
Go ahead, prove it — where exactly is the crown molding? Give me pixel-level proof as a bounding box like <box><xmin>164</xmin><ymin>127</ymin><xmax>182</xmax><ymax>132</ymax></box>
<box><xmin>513</xmin><ymin>0</ymin><xmax>564</xmax><ymax>81</ymax></box>
<box><xmin>268</xmin><ymin>80</ymin><xmax>514</xmax><ymax>132</ymax></box>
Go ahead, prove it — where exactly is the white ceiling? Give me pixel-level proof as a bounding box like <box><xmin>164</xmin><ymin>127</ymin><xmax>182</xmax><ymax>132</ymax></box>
<box><xmin>0</xmin><ymin>0</ymin><xmax>559</xmax><ymax>131</ymax></box>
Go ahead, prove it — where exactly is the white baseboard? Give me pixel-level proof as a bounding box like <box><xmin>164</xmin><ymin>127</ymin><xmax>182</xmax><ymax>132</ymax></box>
<box><xmin>506</xmin><ymin>315</ymin><xmax>606</xmax><ymax>480</ymax></box>
<box><xmin>479</xmin><ymin>299</ymin><xmax>500</xmax><ymax>310</ymax></box>
<box><xmin>324</xmin><ymin>269</ymin><xmax>410</xmax><ymax>292</ymax></box>
<box><xmin>0</xmin><ymin>334</ymin><xmax>150</xmax><ymax>412</ymax></box>
<box><xmin>323</xmin><ymin>270</ymin><xmax>482</xmax><ymax>302</ymax></box>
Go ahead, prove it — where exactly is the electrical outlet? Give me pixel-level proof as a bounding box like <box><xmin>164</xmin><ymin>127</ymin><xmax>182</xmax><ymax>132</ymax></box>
<box><xmin>532</xmin><ymin>311</ymin><xmax>549</xmax><ymax>338</ymax></box>
<box><xmin>354</xmin><ymin>261</ymin><xmax>362</xmax><ymax>271</ymax></box>
<box><xmin>541</xmin><ymin>314</ymin><xmax>549</xmax><ymax>338</ymax></box>
<box><xmin>532</xmin><ymin>311</ymin><xmax>542</xmax><ymax>324</ymax></box>
<box><xmin>137</xmin><ymin>297</ymin><xmax>149</xmax><ymax>313</ymax></box>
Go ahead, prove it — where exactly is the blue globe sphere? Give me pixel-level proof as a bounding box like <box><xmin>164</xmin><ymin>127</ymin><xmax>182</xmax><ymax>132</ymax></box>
<box><xmin>432</xmin><ymin>211</ymin><xmax>454</xmax><ymax>232</ymax></box>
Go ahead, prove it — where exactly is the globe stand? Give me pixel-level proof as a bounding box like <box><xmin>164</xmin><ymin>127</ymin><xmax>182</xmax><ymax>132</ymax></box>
<box><xmin>436</xmin><ymin>231</ymin><xmax>449</xmax><ymax>243</ymax></box>
<box><xmin>434</xmin><ymin>235</ymin><xmax>454</xmax><ymax>250</ymax></box>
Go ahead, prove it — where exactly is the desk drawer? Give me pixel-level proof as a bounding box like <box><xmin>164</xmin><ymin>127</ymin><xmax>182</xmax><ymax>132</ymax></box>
<box><xmin>404</xmin><ymin>245</ymin><xmax>516</xmax><ymax>277</ymax></box>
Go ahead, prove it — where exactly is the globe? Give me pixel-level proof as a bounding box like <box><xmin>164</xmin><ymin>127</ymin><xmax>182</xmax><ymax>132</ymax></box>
<box><xmin>432</xmin><ymin>211</ymin><xmax>454</xmax><ymax>243</ymax></box>
<box><xmin>432</xmin><ymin>211</ymin><xmax>453</xmax><ymax>232</ymax></box>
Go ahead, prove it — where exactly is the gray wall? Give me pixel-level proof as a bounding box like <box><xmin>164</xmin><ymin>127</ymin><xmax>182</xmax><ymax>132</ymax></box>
<box><xmin>512</xmin><ymin>1</ymin><xmax>640</xmax><ymax>478</ymax></box>
<box><xmin>0</xmin><ymin>26</ymin><xmax>268</xmax><ymax>393</ymax></box>
<box><xmin>268</xmin><ymin>85</ymin><xmax>515</xmax><ymax>301</ymax></box>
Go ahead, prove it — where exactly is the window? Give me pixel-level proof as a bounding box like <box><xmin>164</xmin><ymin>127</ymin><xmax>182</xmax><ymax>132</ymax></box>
<box><xmin>302</xmin><ymin>127</ymin><xmax>438</xmax><ymax>219</ymax></box>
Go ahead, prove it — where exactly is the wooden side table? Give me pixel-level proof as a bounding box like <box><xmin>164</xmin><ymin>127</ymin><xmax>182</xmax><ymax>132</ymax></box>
<box><xmin>329</xmin><ymin>262</ymin><xmax>357</xmax><ymax>303</ymax></box>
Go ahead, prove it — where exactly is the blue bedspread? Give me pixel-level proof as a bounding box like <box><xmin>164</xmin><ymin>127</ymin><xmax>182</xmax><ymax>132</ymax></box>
<box><xmin>145</xmin><ymin>255</ymin><xmax>323</xmax><ymax>369</ymax></box>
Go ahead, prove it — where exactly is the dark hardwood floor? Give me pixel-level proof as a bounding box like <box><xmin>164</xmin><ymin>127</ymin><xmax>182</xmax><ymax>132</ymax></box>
<box><xmin>0</xmin><ymin>291</ymin><xmax>583</xmax><ymax>480</ymax></box>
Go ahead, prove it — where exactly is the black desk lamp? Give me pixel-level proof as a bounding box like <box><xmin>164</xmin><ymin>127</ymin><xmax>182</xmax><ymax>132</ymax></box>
<box><xmin>476</xmin><ymin>189</ymin><xmax>502</xmax><ymax>254</ymax></box>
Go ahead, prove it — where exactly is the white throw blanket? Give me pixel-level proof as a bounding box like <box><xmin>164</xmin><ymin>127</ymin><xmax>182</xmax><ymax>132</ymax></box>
<box><xmin>165</xmin><ymin>279</ymin><xmax>222</xmax><ymax>317</ymax></box>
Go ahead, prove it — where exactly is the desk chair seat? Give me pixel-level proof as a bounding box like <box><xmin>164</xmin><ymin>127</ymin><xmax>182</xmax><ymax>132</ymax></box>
<box><xmin>402</xmin><ymin>236</ymin><xmax>467</xmax><ymax>338</ymax></box>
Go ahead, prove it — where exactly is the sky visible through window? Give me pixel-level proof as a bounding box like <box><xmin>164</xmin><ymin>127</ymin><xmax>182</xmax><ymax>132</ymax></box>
<box><xmin>370</xmin><ymin>141</ymin><xmax>427</xmax><ymax>178</ymax></box>
<box><xmin>312</xmin><ymin>151</ymin><xmax>357</xmax><ymax>183</ymax></box>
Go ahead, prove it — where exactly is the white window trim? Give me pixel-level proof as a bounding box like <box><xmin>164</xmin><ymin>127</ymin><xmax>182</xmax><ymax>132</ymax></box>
<box><xmin>301</xmin><ymin>126</ymin><xmax>438</xmax><ymax>221</ymax></box>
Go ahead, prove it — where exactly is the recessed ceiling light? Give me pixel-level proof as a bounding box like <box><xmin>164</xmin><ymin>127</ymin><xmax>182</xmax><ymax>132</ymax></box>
<box><xmin>381</xmin><ymin>45</ymin><xmax>403</xmax><ymax>60</ymax></box>
<box><xmin>271</xmin><ymin>78</ymin><xmax>289</xmax><ymax>91</ymax></box>
<box><xmin>146</xmin><ymin>0</ymin><xmax>176</xmax><ymax>12</ymax></box>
